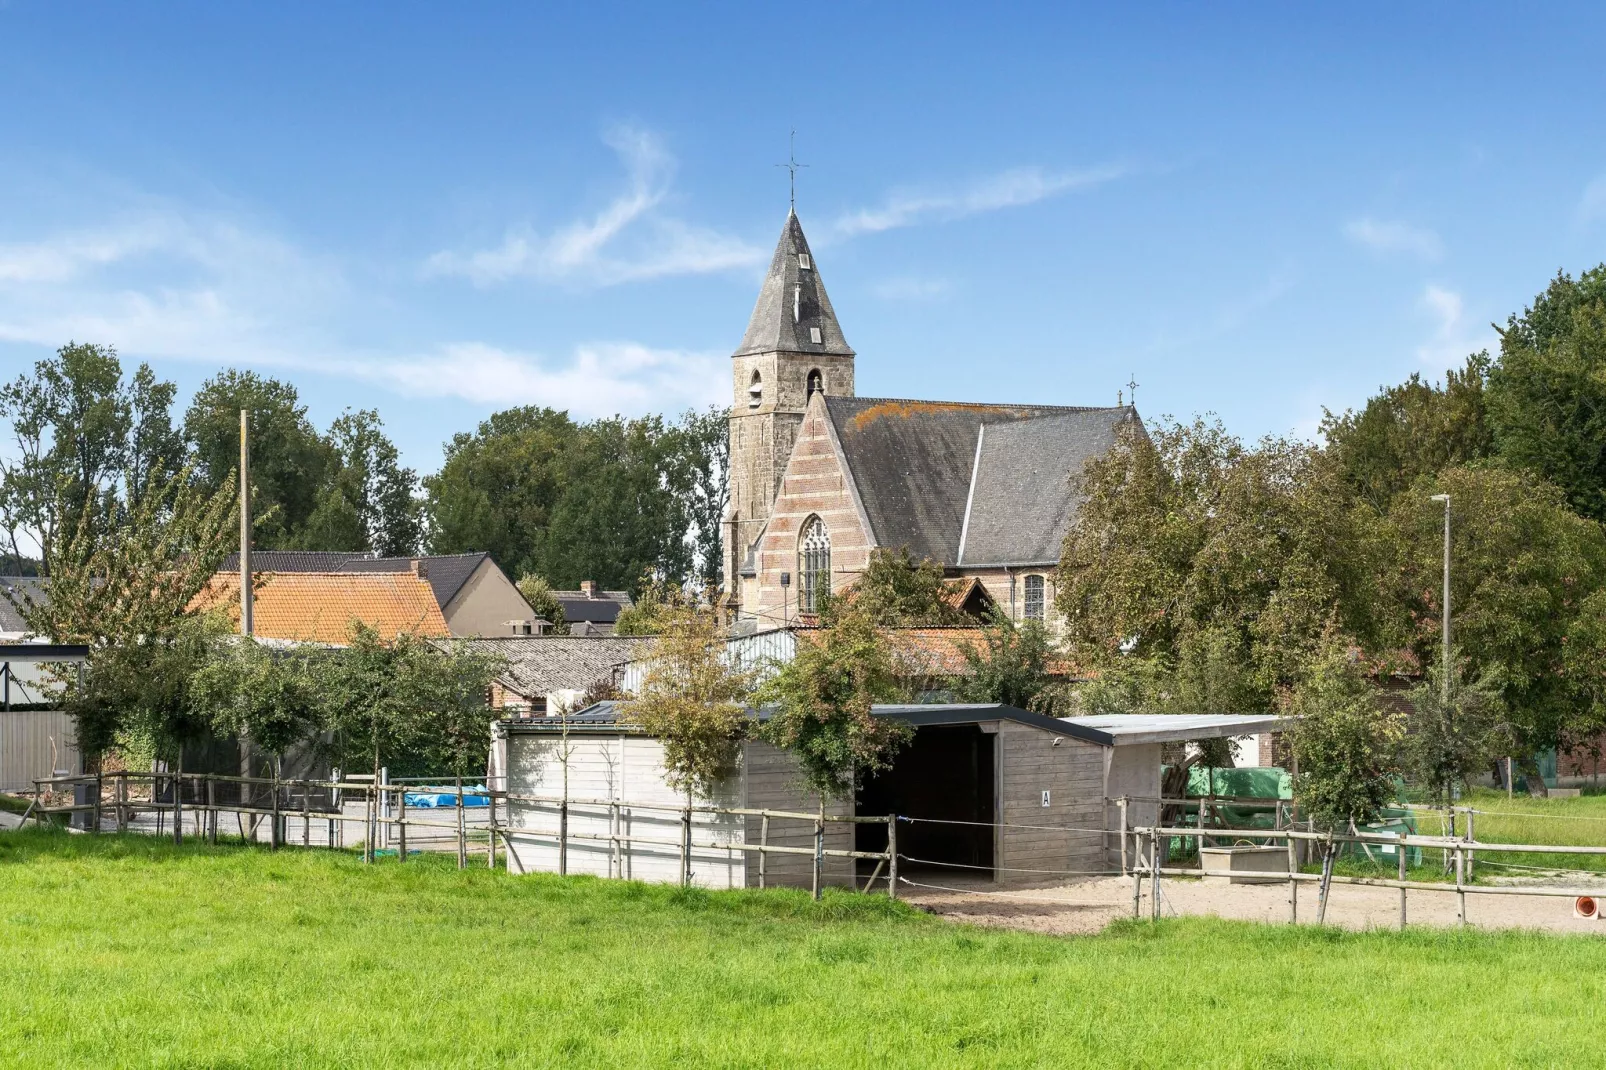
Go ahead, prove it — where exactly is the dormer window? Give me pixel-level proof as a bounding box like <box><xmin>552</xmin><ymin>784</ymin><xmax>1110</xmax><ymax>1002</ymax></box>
<box><xmin>807</xmin><ymin>369</ymin><xmax>824</xmax><ymax>399</ymax></box>
<box><xmin>809</xmin><ymin>327</ymin><xmax>822</xmax><ymax>344</ymax></box>
<box><xmin>798</xmin><ymin>254</ymin><xmax>811</xmax><ymax>270</ymax></box>
<box><xmin>748</xmin><ymin>370</ymin><xmax>763</xmax><ymax>408</ymax></box>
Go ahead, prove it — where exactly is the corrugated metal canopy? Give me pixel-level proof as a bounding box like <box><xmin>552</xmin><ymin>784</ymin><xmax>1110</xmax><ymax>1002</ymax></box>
<box><xmin>1060</xmin><ymin>714</ymin><xmax>1285</xmax><ymax>746</ymax></box>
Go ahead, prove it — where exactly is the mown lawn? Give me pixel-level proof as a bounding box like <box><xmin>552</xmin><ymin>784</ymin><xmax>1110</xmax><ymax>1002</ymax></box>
<box><xmin>3</xmin><ymin>829</ymin><xmax>1606</xmax><ymax>1068</ymax></box>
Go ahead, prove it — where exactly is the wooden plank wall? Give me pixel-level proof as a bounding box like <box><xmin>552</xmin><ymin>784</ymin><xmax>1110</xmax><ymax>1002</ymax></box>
<box><xmin>741</xmin><ymin>740</ymin><xmax>853</xmax><ymax>889</ymax></box>
<box><xmin>0</xmin><ymin>709</ymin><xmax>77</xmax><ymax>792</ymax></box>
<box><xmin>995</xmin><ymin>722</ymin><xmax>1105</xmax><ymax>885</ymax></box>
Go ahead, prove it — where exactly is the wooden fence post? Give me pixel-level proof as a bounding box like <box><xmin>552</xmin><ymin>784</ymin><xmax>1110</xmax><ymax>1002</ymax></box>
<box><xmin>558</xmin><ymin>797</ymin><xmax>569</xmax><ymax>877</ymax></box>
<box><xmin>887</xmin><ymin>814</ymin><xmax>899</xmax><ymax>900</ymax></box>
<box><xmin>609</xmin><ymin>799</ymin><xmax>620</xmax><ymax>880</ymax></box>
<box><xmin>1465</xmin><ymin>807</ymin><xmax>1476</xmax><ymax>880</ymax></box>
<box><xmin>1150</xmin><ymin>829</ymin><xmax>1162</xmax><ymax>921</ymax></box>
<box><xmin>1455</xmin><ymin>843</ymin><xmax>1467</xmax><ymax>926</ymax></box>
<box><xmin>758</xmin><ymin>814</ymin><xmax>769</xmax><ymax>890</ymax></box>
<box><xmin>1397</xmin><ymin>831</ymin><xmax>1408</xmax><ymax>929</ymax></box>
<box><xmin>1131</xmin><ymin>829</ymin><xmax>1143</xmax><ymax>919</ymax></box>
<box><xmin>680</xmin><ymin>804</ymin><xmax>692</xmax><ymax>888</ymax></box>
<box><xmin>208</xmin><ymin>777</ymin><xmax>218</xmax><ymax>845</ymax></box>
<box><xmin>93</xmin><ymin>770</ymin><xmax>103</xmax><ymax>833</ymax></box>
<box><xmin>302</xmin><ymin>780</ymin><xmax>311</xmax><ymax>848</ymax></box>
<box><xmin>456</xmin><ymin>776</ymin><xmax>467</xmax><ymax>870</ymax></box>
<box><xmin>270</xmin><ymin>772</ymin><xmax>281</xmax><ymax>850</ymax></box>
<box><xmin>173</xmin><ymin>769</ymin><xmax>183</xmax><ymax>846</ymax></box>
<box><xmin>397</xmin><ymin>786</ymin><xmax>408</xmax><ymax>862</ymax></box>
<box><xmin>1287</xmin><ymin>829</ymin><xmax>1298</xmax><ymax>924</ymax></box>
<box><xmin>811</xmin><ymin>816</ymin><xmax>824</xmax><ymax>901</ymax></box>
<box><xmin>1118</xmin><ymin>796</ymin><xmax>1129</xmax><ymax>876</ymax></box>
<box><xmin>486</xmin><ymin>788</ymin><xmax>498</xmax><ymax>870</ymax></box>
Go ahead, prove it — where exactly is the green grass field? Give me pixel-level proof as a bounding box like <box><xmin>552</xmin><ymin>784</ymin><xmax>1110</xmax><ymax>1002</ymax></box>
<box><xmin>4</xmin><ymin>830</ymin><xmax>1606</xmax><ymax>1067</ymax></box>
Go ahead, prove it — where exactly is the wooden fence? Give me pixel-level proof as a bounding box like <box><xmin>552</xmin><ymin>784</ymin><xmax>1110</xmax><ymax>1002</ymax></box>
<box><xmin>21</xmin><ymin>772</ymin><xmax>897</xmax><ymax>901</ymax></box>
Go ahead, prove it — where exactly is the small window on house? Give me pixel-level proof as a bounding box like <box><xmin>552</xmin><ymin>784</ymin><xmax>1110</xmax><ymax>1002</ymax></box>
<box><xmin>748</xmin><ymin>370</ymin><xmax>763</xmax><ymax>408</ymax></box>
<box><xmin>532</xmin><ymin>696</ymin><xmax>549</xmax><ymax>716</ymax></box>
<box><xmin>1023</xmin><ymin>574</ymin><xmax>1046</xmax><ymax>621</ymax></box>
<box><xmin>799</xmin><ymin>253</ymin><xmax>812</xmax><ymax>270</ymax></box>
<box><xmin>809</xmin><ymin>327</ymin><xmax>823</xmax><ymax>344</ymax></box>
<box><xmin>806</xmin><ymin>369</ymin><xmax>824</xmax><ymax>399</ymax></box>
<box><xmin>798</xmin><ymin>516</ymin><xmax>831</xmax><ymax>614</ymax></box>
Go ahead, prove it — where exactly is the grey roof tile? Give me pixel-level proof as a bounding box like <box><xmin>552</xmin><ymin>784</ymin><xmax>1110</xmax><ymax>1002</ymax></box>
<box><xmin>733</xmin><ymin>211</ymin><xmax>854</xmax><ymax>358</ymax></box>
<box><xmin>822</xmin><ymin>397</ymin><xmax>1131</xmax><ymax>566</ymax></box>
<box><xmin>454</xmin><ymin>635</ymin><xmax>654</xmax><ymax>698</ymax></box>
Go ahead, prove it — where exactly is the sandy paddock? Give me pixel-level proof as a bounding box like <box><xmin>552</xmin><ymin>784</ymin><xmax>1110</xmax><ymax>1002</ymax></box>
<box><xmin>900</xmin><ymin>873</ymin><xmax>1606</xmax><ymax>937</ymax></box>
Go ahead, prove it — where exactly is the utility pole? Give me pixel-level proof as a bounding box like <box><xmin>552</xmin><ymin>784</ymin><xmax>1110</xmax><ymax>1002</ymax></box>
<box><xmin>1430</xmin><ymin>493</ymin><xmax>1450</xmax><ymax>702</ymax></box>
<box><xmin>240</xmin><ymin>409</ymin><xmax>252</xmax><ymax>637</ymax></box>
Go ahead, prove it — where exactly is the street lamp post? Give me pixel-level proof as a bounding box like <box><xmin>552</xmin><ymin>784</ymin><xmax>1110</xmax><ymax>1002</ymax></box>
<box><xmin>1430</xmin><ymin>493</ymin><xmax>1450</xmax><ymax>703</ymax></box>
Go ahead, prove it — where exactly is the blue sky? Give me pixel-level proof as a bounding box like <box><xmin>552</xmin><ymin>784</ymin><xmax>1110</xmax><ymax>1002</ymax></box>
<box><xmin>1</xmin><ymin>3</ymin><xmax>1604</xmax><ymax>474</ymax></box>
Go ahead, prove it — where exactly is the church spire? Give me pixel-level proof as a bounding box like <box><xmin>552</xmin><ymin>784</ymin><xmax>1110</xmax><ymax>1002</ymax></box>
<box><xmin>733</xmin><ymin>213</ymin><xmax>854</xmax><ymax>358</ymax></box>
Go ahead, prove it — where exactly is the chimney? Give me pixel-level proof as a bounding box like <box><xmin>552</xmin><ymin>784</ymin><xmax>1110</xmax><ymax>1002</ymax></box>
<box><xmin>580</xmin><ymin>579</ymin><xmax>596</xmax><ymax>598</ymax></box>
<box><xmin>410</xmin><ymin>559</ymin><xmax>428</xmax><ymax>579</ymax></box>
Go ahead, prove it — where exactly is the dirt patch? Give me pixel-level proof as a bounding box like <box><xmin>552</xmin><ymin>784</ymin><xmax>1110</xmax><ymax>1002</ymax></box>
<box><xmin>902</xmin><ymin>875</ymin><xmax>1606</xmax><ymax>936</ymax></box>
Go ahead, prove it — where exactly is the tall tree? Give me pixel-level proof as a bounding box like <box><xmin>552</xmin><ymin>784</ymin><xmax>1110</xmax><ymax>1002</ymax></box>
<box><xmin>1486</xmin><ymin>264</ymin><xmax>1606</xmax><ymax>521</ymax></box>
<box><xmin>1058</xmin><ymin>417</ymin><xmax>1395</xmax><ymax>708</ymax></box>
<box><xmin>1320</xmin><ymin>354</ymin><xmax>1493</xmax><ymax>512</ymax></box>
<box><xmin>300</xmin><ymin>409</ymin><xmax>422</xmax><ymax>555</ymax></box>
<box><xmin>0</xmin><ymin>343</ymin><xmax>177</xmax><ymax>568</ymax></box>
<box><xmin>663</xmin><ymin>406</ymin><xmax>728</xmax><ymax>590</ymax></box>
<box><xmin>184</xmin><ymin>370</ymin><xmax>332</xmax><ymax>548</ymax></box>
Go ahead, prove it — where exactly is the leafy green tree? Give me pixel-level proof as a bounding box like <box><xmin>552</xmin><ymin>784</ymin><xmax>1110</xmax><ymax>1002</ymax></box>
<box><xmin>426</xmin><ymin>406</ymin><xmax>726</xmax><ymax>595</ymax></box>
<box><xmin>845</xmin><ymin>547</ymin><xmax>969</xmax><ymax>626</ymax></box>
<box><xmin>613</xmin><ymin>574</ymin><xmax>709</xmax><ymax>636</ymax></box>
<box><xmin>662</xmin><ymin>406</ymin><xmax>729</xmax><ymax>589</ymax></box>
<box><xmin>756</xmin><ymin>602</ymin><xmax>911</xmax><ymax>800</ymax></box>
<box><xmin>190</xmin><ymin>639</ymin><xmax>324</xmax><ymax>767</ymax></box>
<box><xmin>515</xmin><ymin>574</ymin><xmax>570</xmax><ymax>634</ymax></box>
<box><xmin>300</xmin><ymin>409</ymin><xmax>422</xmax><ymax>555</ymax></box>
<box><xmin>956</xmin><ymin>612</ymin><xmax>1055</xmax><ymax>709</ymax></box>
<box><xmin>1389</xmin><ymin>466</ymin><xmax>1606</xmax><ymax>766</ymax></box>
<box><xmin>184</xmin><ymin>370</ymin><xmax>333</xmax><ymax>548</ymax></box>
<box><xmin>623</xmin><ymin>608</ymin><xmax>754</xmax><ymax>798</ymax></box>
<box><xmin>1486</xmin><ymin>265</ymin><xmax>1606</xmax><ymax>521</ymax></box>
<box><xmin>1321</xmin><ymin>354</ymin><xmax>1493</xmax><ymax>511</ymax></box>
<box><xmin>0</xmin><ymin>343</ymin><xmax>184</xmax><ymax>567</ymax></box>
<box><xmin>1402</xmin><ymin>655</ymin><xmax>1510</xmax><ymax>809</ymax></box>
<box><xmin>1059</xmin><ymin>417</ymin><xmax>1396</xmax><ymax>708</ymax></box>
<box><xmin>1286</xmin><ymin>640</ymin><xmax>1405</xmax><ymax>919</ymax></box>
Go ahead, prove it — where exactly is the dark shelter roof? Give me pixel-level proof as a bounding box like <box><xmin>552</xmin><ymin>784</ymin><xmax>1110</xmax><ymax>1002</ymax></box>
<box><xmin>820</xmin><ymin>397</ymin><xmax>1136</xmax><ymax>567</ymax></box>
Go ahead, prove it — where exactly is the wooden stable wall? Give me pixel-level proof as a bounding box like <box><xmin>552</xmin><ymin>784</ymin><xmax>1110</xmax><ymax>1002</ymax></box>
<box><xmin>501</xmin><ymin>731</ymin><xmax>851</xmax><ymax>891</ymax></box>
<box><xmin>0</xmin><ymin>709</ymin><xmax>77</xmax><ymax>792</ymax></box>
<box><xmin>994</xmin><ymin>721</ymin><xmax>1105</xmax><ymax>883</ymax></box>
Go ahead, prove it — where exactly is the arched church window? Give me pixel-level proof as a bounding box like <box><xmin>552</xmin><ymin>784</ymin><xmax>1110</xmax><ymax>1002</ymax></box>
<box><xmin>748</xmin><ymin>370</ymin><xmax>763</xmax><ymax>409</ymax></box>
<box><xmin>807</xmin><ymin>369</ymin><xmax>824</xmax><ymax>400</ymax></box>
<box><xmin>798</xmin><ymin>516</ymin><xmax>831</xmax><ymax>614</ymax></box>
<box><xmin>1023</xmin><ymin>574</ymin><xmax>1045</xmax><ymax>621</ymax></box>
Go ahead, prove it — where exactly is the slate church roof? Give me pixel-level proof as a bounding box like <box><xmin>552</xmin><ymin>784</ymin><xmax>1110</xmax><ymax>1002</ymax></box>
<box><xmin>734</xmin><ymin>210</ymin><xmax>854</xmax><ymax>358</ymax></box>
<box><xmin>819</xmin><ymin>396</ymin><xmax>1137</xmax><ymax>568</ymax></box>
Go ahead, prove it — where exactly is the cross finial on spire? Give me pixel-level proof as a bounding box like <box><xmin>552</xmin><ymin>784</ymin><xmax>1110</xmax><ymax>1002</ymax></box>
<box><xmin>1125</xmin><ymin>372</ymin><xmax>1139</xmax><ymax>407</ymax></box>
<box><xmin>775</xmin><ymin>129</ymin><xmax>808</xmax><ymax>211</ymax></box>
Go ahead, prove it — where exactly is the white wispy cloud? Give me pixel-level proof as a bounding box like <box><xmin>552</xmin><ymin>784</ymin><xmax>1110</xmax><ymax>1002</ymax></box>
<box><xmin>871</xmin><ymin>276</ymin><xmax>954</xmax><ymax>301</ymax></box>
<box><xmin>1344</xmin><ymin>217</ymin><xmax>1443</xmax><ymax>261</ymax></box>
<box><xmin>1579</xmin><ymin>174</ymin><xmax>1606</xmax><ymax>224</ymax></box>
<box><xmin>833</xmin><ymin>163</ymin><xmax>1126</xmax><ymax>238</ymax></box>
<box><xmin>1415</xmin><ymin>284</ymin><xmax>1494</xmax><ymax>368</ymax></box>
<box><xmin>426</xmin><ymin>126</ymin><xmax>765</xmax><ymax>287</ymax></box>
<box><xmin>370</xmin><ymin>341</ymin><xmax>725</xmax><ymax>418</ymax></box>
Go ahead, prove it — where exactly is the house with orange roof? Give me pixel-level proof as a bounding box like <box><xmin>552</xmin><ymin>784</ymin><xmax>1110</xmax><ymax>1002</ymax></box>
<box><xmin>194</xmin><ymin>570</ymin><xmax>449</xmax><ymax>645</ymax></box>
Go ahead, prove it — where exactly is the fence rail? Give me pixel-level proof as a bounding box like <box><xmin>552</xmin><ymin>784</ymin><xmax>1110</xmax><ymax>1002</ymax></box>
<box><xmin>20</xmin><ymin>771</ymin><xmax>898</xmax><ymax>901</ymax></box>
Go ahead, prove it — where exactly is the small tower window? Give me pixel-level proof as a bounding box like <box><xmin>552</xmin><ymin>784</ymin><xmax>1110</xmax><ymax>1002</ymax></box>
<box><xmin>793</xmin><ymin>285</ymin><xmax>801</xmax><ymax>323</ymax></box>
<box><xmin>809</xmin><ymin>327</ymin><xmax>823</xmax><ymax>344</ymax></box>
<box><xmin>1023</xmin><ymin>574</ymin><xmax>1046</xmax><ymax>621</ymax></box>
<box><xmin>798</xmin><ymin>254</ymin><xmax>811</xmax><ymax>270</ymax></box>
<box><xmin>748</xmin><ymin>370</ymin><xmax>763</xmax><ymax>409</ymax></box>
<box><xmin>806</xmin><ymin>369</ymin><xmax>824</xmax><ymax>399</ymax></box>
<box><xmin>798</xmin><ymin>516</ymin><xmax>831</xmax><ymax>614</ymax></box>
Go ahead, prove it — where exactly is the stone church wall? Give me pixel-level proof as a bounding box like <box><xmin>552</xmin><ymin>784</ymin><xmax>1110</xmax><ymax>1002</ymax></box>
<box><xmin>741</xmin><ymin>400</ymin><xmax>871</xmax><ymax>630</ymax></box>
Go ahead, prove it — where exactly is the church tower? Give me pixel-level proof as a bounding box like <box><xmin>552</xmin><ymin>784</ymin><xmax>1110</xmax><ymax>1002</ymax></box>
<box><xmin>725</xmin><ymin>211</ymin><xmax>854</xmax><ymax>606</ymax></box>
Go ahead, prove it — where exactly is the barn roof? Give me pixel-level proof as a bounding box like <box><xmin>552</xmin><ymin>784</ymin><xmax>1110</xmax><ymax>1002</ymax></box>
<box><xmin>218</xmin><ymin>550</ymin><xmax>496</xmax><ymax>614</ymax></box>
<box><xmin>1061</xmin><ymin>713</ymin><xmax>1286</xmax><ymax>745</ymax></box>
<box><xmin>455</xmin><ymin>635</ymin><xmax>653</xmax><ymax>699</ymax></box>
<box><xmin>194</xmin><ymin>572</ymin><xmax>450</xmax><ymax>644</ymax></box>
<box><xmin>820</xmin><ymin>396</ymin><xmax>1135</xmax><ymax>567</ymax></box>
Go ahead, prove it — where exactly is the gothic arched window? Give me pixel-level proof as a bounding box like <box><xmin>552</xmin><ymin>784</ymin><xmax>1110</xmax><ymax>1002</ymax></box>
<box><xmin>807</xmin><ymin>369</ymin><xmax>824</xmax><ymax>399</ymax></box>
<box><xmin>798</xmin><ymin>516</ymin><xmax>831</xmax><ymax>614</ymax></box>
<box><xmin>748</xmin><ymin>370</ymin><xmax>763</xmax><ymax>409</ymax></box>
<box><xmin>1023</xmin><ymin>574</ymin><xmax>1046</xmax><ymax>621</ymax></box>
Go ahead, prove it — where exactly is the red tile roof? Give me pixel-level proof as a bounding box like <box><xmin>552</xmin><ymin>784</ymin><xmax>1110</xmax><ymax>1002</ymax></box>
<box><xmin>194</xmin><ymin>572</ymin><xmax>450</xmax><ymax>644</ymax></box>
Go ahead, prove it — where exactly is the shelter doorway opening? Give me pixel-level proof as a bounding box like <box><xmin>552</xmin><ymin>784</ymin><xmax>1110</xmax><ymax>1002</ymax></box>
<box><xmin>856</xmin><ymin>725</ymin><xmax>995</xmax><ymax>882</ymax></box>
